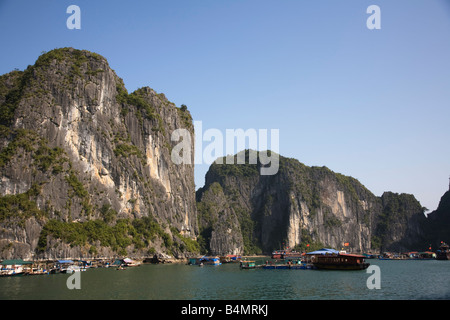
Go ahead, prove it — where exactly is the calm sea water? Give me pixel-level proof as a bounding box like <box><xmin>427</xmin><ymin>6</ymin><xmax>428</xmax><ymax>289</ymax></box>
<box><xmin>1</xmin><ymin>258</ymin><xmax>449</xmax><ymax>300</ymax></box>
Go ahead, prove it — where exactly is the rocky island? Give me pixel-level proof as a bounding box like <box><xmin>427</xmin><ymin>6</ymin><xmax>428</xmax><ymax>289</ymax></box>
<box><xmin>0</xmin><ymin>48</ymin><xmax>197</xmax><ymax>260</ymax></box>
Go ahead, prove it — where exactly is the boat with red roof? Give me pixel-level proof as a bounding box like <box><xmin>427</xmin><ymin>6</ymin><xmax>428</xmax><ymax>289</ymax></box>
<box><xmin>307</xmin><ymin>249</ymin><xmax>370</xmax><ymax>270</ymax></box>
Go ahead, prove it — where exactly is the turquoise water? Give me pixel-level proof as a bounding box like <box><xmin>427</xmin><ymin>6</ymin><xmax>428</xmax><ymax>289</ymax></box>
<box><xmin>1</xmin><ymin>259</ymin><xmax>449</xmax><ymax>300</ymax></box>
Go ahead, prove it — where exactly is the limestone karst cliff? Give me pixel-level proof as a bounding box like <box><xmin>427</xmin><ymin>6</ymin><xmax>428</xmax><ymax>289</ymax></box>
<box><xmin>0</xmin><ymin>48</ymin><xmax>197</xmax><ymax>260</ymax></box>
<box><xmin>196</xmin><ymin>150</ymin><xmax>428</xmax><ymax>255</ymax></box>
<box><xmin>422</xmin><ymin>190</ymin><xmax>450</xmax><ymax>248</ymax></box>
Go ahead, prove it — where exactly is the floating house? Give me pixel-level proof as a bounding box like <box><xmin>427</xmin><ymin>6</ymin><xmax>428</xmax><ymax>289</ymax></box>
<box><xmin>54</xmin><ymin>260</ymin><xmax>75</xmax><ymax>273</ymax></box>
<box><xmin>122</xmin><ymin>258</ymin><xmax>140</xmax><ymax>266</ymax></box>
<box><xmin>220</xmin><ymin>255</ymin><xmax>242</xmax><ymax>263</ymax></box>
<box><xmin>0</xmin><ymin>259</ymin><xmax>32</xmax><ymax>276</ymax></box>
<box><xmin>189</xmin><ymin>256</ymin><xmax>221</xmax><ymax>266</ymax></box>
<box><xmin>200</xmin><ymin>256</ymin><xmax>221</xmax><ymax>265</ymax></box>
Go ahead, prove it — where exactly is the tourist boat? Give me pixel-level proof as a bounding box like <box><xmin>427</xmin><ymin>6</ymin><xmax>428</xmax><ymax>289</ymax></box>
<box><xmin>311</xmin><ymin>253</ymin><xmax>370</xmax><ymax>270</ymax></box>
<box><xmin>436</xmin><ymin>242</ymin><xmax>450</xmax><ymax>260</ymax></box>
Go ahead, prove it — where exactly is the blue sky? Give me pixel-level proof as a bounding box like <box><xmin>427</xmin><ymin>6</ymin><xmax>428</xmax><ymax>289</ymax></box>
<box><xmin>0</xmin><ymin>0</ymin><xmax>449</xmax><ymax>211</ymax></box>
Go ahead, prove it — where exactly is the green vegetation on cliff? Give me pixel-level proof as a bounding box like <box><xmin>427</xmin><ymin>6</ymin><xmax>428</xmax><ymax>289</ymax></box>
<box><xmin>208</xmin><ymin>151</ymin><xmax>260</xmax><ymax>179</ymax></box>
<box><xmin>37</xmin><ymin>213</ymin><xmax>198</xmax><ymax>256</ymax></box>
<box><xmin>0</xmin><ymin>183</ymin><xmax>47</xmax><ymax>226</ymax></box>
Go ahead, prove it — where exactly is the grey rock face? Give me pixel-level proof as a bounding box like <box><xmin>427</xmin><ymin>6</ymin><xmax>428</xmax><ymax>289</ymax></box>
<box><xmin>197</xmin><ymin>151</ymin><xmax>427</xmax><ymax>255</ymax></box>
<box><xmin>0</xmin><ymin>48</ymin><xmax>197</xmax><ymax>260</ymax></box>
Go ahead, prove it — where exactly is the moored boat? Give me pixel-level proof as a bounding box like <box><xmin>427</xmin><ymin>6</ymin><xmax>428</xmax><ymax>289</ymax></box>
<box><xmin>436</xmin><ymin>242</ymin><xmax>450</xmax><ymax>260</ymax></box>
<box><xmin>263</xmin><ymin>264</ymin><xmax>289</xmax><ymax>269</ymax></box>
<box><xmin>240</xmin><ymin>260</ymin><xmax>256</xmax><ymax>269</ymax></box>
<box><xmin>271</xmin><ymin>250</ymin><xmax>284</xmax><ymax>259</ymax></box>
<box><xmin>189</xmin><ymin>256</ymin><xmax>221</xmax><ymax>266</ymax></box>
<box><xmin>66</xmin><ymin>265</ymin><xmax>82</xmax><ymax>273</ymax></box>
<box><xmin>283</xmin><ymin>251</ymin><xmax>304</xmax><ymax>259</ymax></box>
<box><xmin>412</xmin><ymin>251</ymin><xmax>436</xmax><ymax>260</ymax></box>
<box><xmin>200</xmin><ymin>256</ymin><xmax>221</xmax><ymax>265</ymax></box>
<box><xmin>226</xmin><ymin>254</ymin><xmax>242</xmax><ymax>262</ymax></box>
<box><xmin>220</xmin><ymin>255</ymin><xmax>242</xmax><ymax>264</ymax></box>
<box><xmin>0</xmin><ymin>259</ymin><xmax>32</xmax><ymax>277</ymax></box>
<box><xmin>0</xmin><ymin>265</ymin><xmax>24</xmax><ymax>277</ymax></box>
<box><xmin>311</xmin><ymin>253</ymin><xmax>370</xmax><ymax>270</ymax></box>
<box><xmin>56</xmin><ymin>260</ymin><xmax>75</xmax><ymax>273</ymax></box>
<box><xmin>122</xmin><ymin>258</ymin><xmax>141</xmax><ymax>267</ymax></box>
<box><xmin>271</xmin><ymin>249</ymin><xmax>303</xmax><ymax>259</ymax></box>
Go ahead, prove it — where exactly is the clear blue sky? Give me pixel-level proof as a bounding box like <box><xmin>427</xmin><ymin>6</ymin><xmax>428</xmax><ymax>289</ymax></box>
<box><xmin>1</xmin><ymin>0</ymin><xmax>449</xmax><ymax>212</ymax></box>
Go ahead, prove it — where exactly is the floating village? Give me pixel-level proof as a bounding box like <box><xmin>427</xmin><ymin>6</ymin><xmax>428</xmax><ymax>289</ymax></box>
<box><xmin>1</xmin><ymin>242</ymin><xmax>449</xmax><ymax>277</ymax></box>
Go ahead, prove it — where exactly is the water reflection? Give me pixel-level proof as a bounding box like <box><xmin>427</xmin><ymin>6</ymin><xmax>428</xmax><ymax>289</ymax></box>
<box><xmin>1</xmin><ymin>260</ymin><xmax>450</xmax><ymax>300</ymax></box>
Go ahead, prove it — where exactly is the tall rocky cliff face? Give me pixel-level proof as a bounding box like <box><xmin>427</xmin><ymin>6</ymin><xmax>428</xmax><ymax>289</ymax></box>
<box><xmin>196</xmin><ymin>151</ymin><xmax>428</xmax><ymax>255</ymax></box>
<box><xmin>0</xmin><ymin>48</ymin><xmax>197</xmax><ymax>260</ymax></box>
<box><xmin>423</xmin><ymin>190</ymin><xmax>450</xmax><ymax>248</ymax></box>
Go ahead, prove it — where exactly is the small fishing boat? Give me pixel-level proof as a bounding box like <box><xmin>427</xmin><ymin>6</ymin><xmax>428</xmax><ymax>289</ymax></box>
<box><xmin>239</xmin><ymin>261</ymin><xmax>256</xmax><ymax>269</ymax></box>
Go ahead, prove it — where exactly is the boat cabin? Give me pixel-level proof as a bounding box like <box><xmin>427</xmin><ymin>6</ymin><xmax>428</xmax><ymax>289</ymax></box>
<box><xmin>312</xmin><ymin>253</ymin><xmax>370</xmax><ymax>270</ymax></box>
